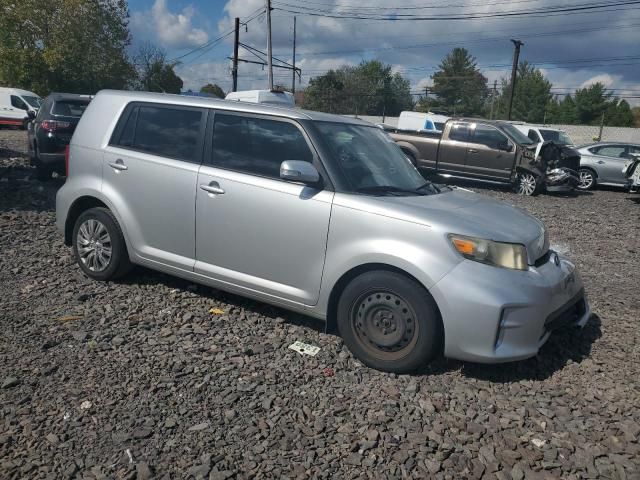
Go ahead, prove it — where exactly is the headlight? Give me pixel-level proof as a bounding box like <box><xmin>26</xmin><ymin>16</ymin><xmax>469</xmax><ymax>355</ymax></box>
<box><xmin>448</xmin><ymin>234</ymin><xmax>528</xmax><ymax>270</ymax></box>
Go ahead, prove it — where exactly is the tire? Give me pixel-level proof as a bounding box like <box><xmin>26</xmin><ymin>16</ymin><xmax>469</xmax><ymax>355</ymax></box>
<box><xmin>577</xmin><ymin>167</ymin><xmax>596</xmax><ymax>191</ymax></box>
<box><xmin>336</xmin><ymin>270</ymin><xmax>442</xmax><ymax>373</ymax></box>
<box><xmin>515</xmin><ymin>171</ymin><xmax>541</xmax><ymax>196</ymax></box>
<box><xmin>35</xmin><ymin>165</ymin><xmax>52</xmax><ymax>181</ymax></box>
<box><xmin>72</xmin><ymin>207</ymin><xmax>132</xmax><ymax>281</ymax></box>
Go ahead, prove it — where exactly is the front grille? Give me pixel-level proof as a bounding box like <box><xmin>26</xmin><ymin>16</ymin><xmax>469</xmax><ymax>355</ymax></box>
<box><xmin>544</xmin><ymin>289</ymin><xmax>586</xmax><ymax>332</ymax></box>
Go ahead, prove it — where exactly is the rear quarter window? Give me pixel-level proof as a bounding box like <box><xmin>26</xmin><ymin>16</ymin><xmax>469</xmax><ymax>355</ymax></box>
<box><xmin>110</xmin><ymin>103</ymin><xmax>204</xmax><ymax>163</ymax></box>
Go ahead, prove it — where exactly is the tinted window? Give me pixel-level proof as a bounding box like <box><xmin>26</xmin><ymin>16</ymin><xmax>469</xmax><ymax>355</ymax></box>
<box><xmin>434</xmin><ymin>122</ymin><xmax>445</xmax><ymax>131</ymax></box>
<box><xmin>596</xmin><ymin>145</ymin><xmax>626</xmax><ymax>158</ymax></box>
<box><xmin>11</xmin><ymin>96</ymin><xmax>27</xmax><ymax>110</ymax></box>
<box><xmin>528</xmin><ymin>129</ymin><xmax>541</xmax><ymax>142</ymax></box>
<box><xmin>539</xmin><ymin>129</ymin><xmax>572</xmax><ymax>145</ymax></box>
<box><xmin>113</xmin><ymin>105</ymin><xmax>203</xmax><ymax>162</ymax></box>
<box><xmin>449</xmin><ymin>123</ymin><xmax>470</xmax><ymax>142</ymax></box>
<box><xmin>23</xmin><ymin>96</ymin><xmax>42</xmax><ymax>108</ymax></box>
<box><xmin>472</xmin><ymin>124</ymin><xmax>509</xmax><ymax>149</ymax></box>
<box><xmin>211</xmin><ymin>114</ymin><xmax>313</xmax><ymax>178</ymax></box>
<box><xmin>52</xmin><ymin>99</ymin><xmax>90</xmax><ymax>117</ymax></box>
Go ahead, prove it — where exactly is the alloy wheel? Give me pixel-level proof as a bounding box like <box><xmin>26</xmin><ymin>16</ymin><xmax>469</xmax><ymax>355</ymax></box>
<box><xmin>517</xmin><ymin>172</ymin><xmax>537</xmax><ymax>196</ymax></box>
<box><xmin>578</xmin><ymin>169</ymin><xmax>594</xmax><ymax>190</ymax></box>
<box><xmin>77</xmin><ymin>219</ymin><xmax>112</xmax><ymax>272</ymax></box>
<box><xmin>351</xmin><ymin>290</ymin><xmax>419</xmax><ymax>360</ymax></box>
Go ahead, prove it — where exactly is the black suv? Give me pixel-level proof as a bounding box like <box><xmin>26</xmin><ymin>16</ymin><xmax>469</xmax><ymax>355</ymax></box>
<box><xmin>28</xmin><ymin>93</ymin><xmax>92</xmax><ymax>180</ymax></box>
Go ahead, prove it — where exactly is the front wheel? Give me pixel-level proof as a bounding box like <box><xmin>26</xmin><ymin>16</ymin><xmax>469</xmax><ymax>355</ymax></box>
<box><xmin>577</xmin><ymin>168</ymin><xmax>596</xmax><ymax>190</ymax></box>
<box><xmin>515</xmin><ymin>171</ymin><xmax>541</xmax><ymax>196</ymax></box>
<box><xmin>337</xmin><ymin>271</ymin><xmax>442</xmax><ymax>373</ymax></box>
<box><xmin>72</xmin><ymin>207</ymin><xmax>132</xmax><ymax>281</ymax></box>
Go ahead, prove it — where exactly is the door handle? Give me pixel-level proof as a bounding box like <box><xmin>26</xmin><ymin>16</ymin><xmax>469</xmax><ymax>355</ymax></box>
<box><xmin>200</xmin><ymin>182</ymin><xmax>225</xmax><ymax>195</ymax></box>
<box><xmin>468</xmin><ymin>148</ymin><xmax>478</xmax><ymax>153</ymax></box>
<box><xmin>597</xmin><ymin>160</ymin><xmax>605</xmax><ymax>164</ymax></box>
<box><xmin>109</xmin><ymin>159</ymin><xmax>128</xmax><ymax>171</ymax></box>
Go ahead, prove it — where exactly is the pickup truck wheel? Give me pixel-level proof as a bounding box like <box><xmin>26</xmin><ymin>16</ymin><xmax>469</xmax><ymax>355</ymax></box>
<box><xmin>72</xmin><ymin>207</ymin><xmax>132</xmax><ymax>281</ymax></box>
<box><xmin>337</xmin><ymin>271</ymin><xmax>442</xmax><ymax>373</ymax></box>
<box><xmin>577</xmin><ymin>168</ymin><xmax>596</xmax><ymax>190</ymax></box>
<box><xmin>515</xmin><ymin>172</ymin><xmax>540</xmax><ymax>196</ymax></box>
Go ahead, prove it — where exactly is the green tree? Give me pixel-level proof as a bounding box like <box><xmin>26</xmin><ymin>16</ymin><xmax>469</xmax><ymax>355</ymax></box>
<box><xmin>604</xmin><ymin>99</ymin><xmax>634</xmax><ymax>127</ymax></box>
<box><xmin>0</xmin><ymin>0</ymin><xmax>135</xmax><ymax>94</ymax></box>
<box><xmin>572</xmin><ymin>83</ymin><xmax>612</xmax><ymax>125</ymax></box>
<box><xmin>302</xmin><ymin>60</ymin><xmax>413</xmax><ymax>115</ymax></box>
<box><xmin>633</xmin><ymin>106</ymin><xmax>640</xmax><ymax>127</ymax></box>
<box><xmin>495</xmin><ymin>62</ymin><xmax>553</xmax><ymax>122</ymax></box>
<box><xmin>134</xmin><ymin>42</ymin><xmax>183</xmax><ymax>94</ymax></box>
<box><xmin>200</xmin><ymin>83</ymin><xmax>225</xmax><ymax>98</ymax></box>
<box><xmin>431</xmin><ymin>48</ymin><xmax>488</xmax><ymax>116</ymax></box>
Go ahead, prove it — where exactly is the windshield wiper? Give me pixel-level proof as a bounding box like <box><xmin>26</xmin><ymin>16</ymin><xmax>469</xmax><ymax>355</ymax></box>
<box><xmin>355</xmin><ymin>185</ymin><xmax>428</xmax><ymax>196</ymax></box>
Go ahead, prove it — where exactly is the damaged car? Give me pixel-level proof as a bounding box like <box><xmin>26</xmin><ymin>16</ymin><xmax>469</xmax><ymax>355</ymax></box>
<box><xmin>386</xmin><ymin>119</ymin><xmax>580</xmax><ymax>195</ymax></box>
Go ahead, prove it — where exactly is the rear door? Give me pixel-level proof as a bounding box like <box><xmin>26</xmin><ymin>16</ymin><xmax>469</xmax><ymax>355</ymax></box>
<box><xmin>103</xmin><ymin>102</ymin><xmax>205</xmax><ymax>270</ymax></box>
<box><xmin>437</xmin><ymin>122</ymin><xmax>471</xmax><ymax>173</ymax></box>
<box><xmin>590</xmin><ymin>144</ymin><xmax>629</xmax><ymax>184</ymax></box>
<box><xmin>194</xmin><ymin>111</ymin><xmax>333</xmax><ymax>305</ymax></box>
<box><xmin>464</xmin><ymin>123</ymin><xmax>515</xmax><ymax>180</ymax></box>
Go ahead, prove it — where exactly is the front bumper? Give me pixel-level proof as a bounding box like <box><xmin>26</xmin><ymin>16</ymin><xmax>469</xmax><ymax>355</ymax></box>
<box><xmin>545</xmin><ymin>168</ymin><xmax>579</xmax><ymax>191</ymax></box>
<box><xmin>430</xmin><ymin>252</ymin><xmax>590</xmax><ymax>363</ymax></box>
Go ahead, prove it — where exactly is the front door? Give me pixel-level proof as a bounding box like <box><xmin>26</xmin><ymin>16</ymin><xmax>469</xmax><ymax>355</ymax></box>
<box><xmin>195</xmin><ymin>112</ymin><xmax>333</xmax><ymax>305</ymax></box>
<box><xmin>464</xmin><ymin>123</ymin><xmax>515</xmax><ymax>180</ymax></box>
<box><xmin>103</xmin><ymin>102</ymin><xmax>206</xmax><ymax>270</ymax></box>
<box><xmin>437</xmin><ymin>122</ymin><xmax>472</xmax><ymax>173</ymax></box>
<box><xmin>591</xmin><ymin>144</ymin><xmax>632</xmax><ymax>184</ymax></box>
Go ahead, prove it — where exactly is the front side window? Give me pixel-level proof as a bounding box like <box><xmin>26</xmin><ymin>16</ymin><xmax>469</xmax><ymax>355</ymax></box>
<box><xmin>211</xmin><ymin>114</ymin><xmax>313</xmax><ymax>179</ymax></box>
<box><xmin>22</xmin><ymin>96</ymin><xmax>42</xmax><ymax>108</ymax></box>
<box><xmin>497</xmin><ymin>123</ymin><xmax>535</xmax><ymax>145</ymax></box>
<box><xmin>112</xmin><ymin>104</ymin><xmax>203</xmax><ymax>162</ymax></box>
<box><xmin>449</xmin><ymin>123</ymin><xmax>470</xmax><ymax>142</ymax></box>
<box><xmin>315</xmin><ymin>122</ymin><xmax>438</xmax><ymax>195</ymax></box>
<box><xmin>10</xmin><ymin>96</ymin><xmax>28</xmax><ymax>110</ymax></box>
<box><xmin>472</xmin><ymin>124</ymin><xmax>509</xmax><ymax>149</ymax></box>
<box><xmin>595</xmin><ymin>145</ymin><xmax>626</xmax><ymax>158</ymax></box>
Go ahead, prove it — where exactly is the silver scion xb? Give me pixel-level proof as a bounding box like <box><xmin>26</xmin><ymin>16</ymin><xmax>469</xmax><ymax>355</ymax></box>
<box><xmin>56</xmin><ymin>90</ymin><xmax>591</xmax><ymax>373</ymax></box>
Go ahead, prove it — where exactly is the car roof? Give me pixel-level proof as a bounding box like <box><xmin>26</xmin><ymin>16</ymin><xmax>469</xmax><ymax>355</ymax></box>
<box><xmin>95</xmin><ymin>90</ymin><xmax>371</xmax><ymax>126</ymax></box>
<box><xmin>0</xmin><ymin>87</ymin><xmax>40</xmax><ymax>96</ymax></box>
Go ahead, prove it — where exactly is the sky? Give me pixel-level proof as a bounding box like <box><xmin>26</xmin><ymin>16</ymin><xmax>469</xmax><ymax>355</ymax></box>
<box><xmin>127</xmin><ymin>0</ymin><xmax>640</xmax><ymax>105</ymax></box>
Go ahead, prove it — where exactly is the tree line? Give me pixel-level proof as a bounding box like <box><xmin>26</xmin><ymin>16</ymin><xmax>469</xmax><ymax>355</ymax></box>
<box><xmin>0</xmin><ymin>0</ymin><xmax>226</xmax><ymax>98</ymax></box>
<box><xmin>301</xmin><ymin>49</ymin><xmax>638</xmax><ymax>127</ymax></box>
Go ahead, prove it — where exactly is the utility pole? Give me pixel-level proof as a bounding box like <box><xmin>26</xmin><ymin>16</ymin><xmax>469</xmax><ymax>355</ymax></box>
<box><xmin>507</xmin><ymin>39</ymin><xmax>523</xmax><ymax>120</ymax></box>
<box><xmin>598</xmin><ymin>111</ymin><xmax>605</xmax><ymax>141</ymax></box>
<box><xmin>232</xmin><ymin>17</ymin><xmax>240</xmax><ymax>92</ymax></box>
<box><xmin>292</xmin><ymin>16</ymin><xmax>296</xmax><ymax>94</ymax></box>
<box><xmin>265</xmin><ymin>0</ymin><xmax>273</xmax><ymax>90</ymax></box>
<box><xmin>489</xmin><ymin>79</ymin><xmax>497</xmax><ymax>119</ymax></box>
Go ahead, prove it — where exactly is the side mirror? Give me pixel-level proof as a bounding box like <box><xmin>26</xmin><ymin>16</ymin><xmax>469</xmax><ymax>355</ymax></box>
<box><xmin>280</xmin><ymin>160</ymin><xmax>320</xmax><ymax>185</ymax></box>
<box><xmin>27</xmin><ymin>110</ymin><xmax>36</xmax><ymax>119</ymax></box>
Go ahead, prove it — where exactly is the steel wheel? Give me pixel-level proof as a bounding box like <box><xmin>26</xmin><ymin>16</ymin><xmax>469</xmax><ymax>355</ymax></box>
<box><xmin>76</xmin><ymin>219</ymin><xmax>112</xmax><ymax>272</ymax></box>
<box><xmin>516</xmin><ymin>172</ymin><xmax>538</xmax><ymax>196</ymax></box>
<box><xmin>350</xmin><ymin>290</ymin><xmax>419</xmax><ymax>361</ymax></box>
<box><xmin>577</xmin><ymin>168</ymin><xmax>595</xmax><ymax>190</ymax></box>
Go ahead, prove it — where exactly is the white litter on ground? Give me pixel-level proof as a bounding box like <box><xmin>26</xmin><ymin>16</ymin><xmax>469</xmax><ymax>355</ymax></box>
<box><xmin>288</xmin><ymin>341</ymin><xmax>321</xmax><ymax>356</ymax></box>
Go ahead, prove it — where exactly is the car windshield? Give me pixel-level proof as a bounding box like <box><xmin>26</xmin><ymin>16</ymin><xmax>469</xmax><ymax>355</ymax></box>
<box><xmin>23</xmin><ymin>96</ymin><xmax>42</xmax><ymax>108</ymax></box>
<box><xmin>498</xmin><ymin>123</ymin><xmax>535</xmax><ymax>145</ymax></box>
<box><xmin>316</xmin><ymin>122</ymin><xmax>439</xmax><ymax>196</ymax></box>
<box><xmin>539</xmin><ymin>129</ymin><xmax>573</xmax><ymax>145</ymax></box>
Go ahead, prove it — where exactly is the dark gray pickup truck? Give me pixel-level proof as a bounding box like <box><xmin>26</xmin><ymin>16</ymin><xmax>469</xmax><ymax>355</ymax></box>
<box><xmin>387</xmin><ymin>118</ymin><xmax>580</xmax><ymax>195</ymax></box>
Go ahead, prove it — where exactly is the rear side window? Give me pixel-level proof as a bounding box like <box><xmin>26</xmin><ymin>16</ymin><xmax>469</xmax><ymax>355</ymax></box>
<box><xmin>210</xmin><ymin>113</ymin><xmax>313</xmax><ymax>179</ymax></box>
<box><xmin>594</xmin><ymin>145</ymin><xmax>626</xmax><ymax>158</ymax></box>
<box><xmin>448</xmin><ymin>123</ymin><xmax>470</xmax><ymax>142</ymax></box>
<box><xmin>471</xmin><ymin>124</ymin><xmax>508</xmax><ymax>149</ymax></box>
<box><xmin>111</xmin><ymin>104</ymin><xmax>204</xmax><ymax>162</ymax></box>
<box><xmin>52</xmin><ymin>100</ymin><xmax>90</xmax><ymax>117</ymax></box>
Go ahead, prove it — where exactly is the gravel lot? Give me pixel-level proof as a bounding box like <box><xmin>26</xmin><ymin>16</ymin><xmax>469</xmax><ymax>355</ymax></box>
<box><xmin>1</xmin><ymin>128</ymin><xmax>639</xmax><ymax>479</ymax></box>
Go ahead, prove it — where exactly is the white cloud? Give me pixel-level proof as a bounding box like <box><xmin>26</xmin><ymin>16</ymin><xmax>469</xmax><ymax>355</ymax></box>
<box><xmin>132</xmin><ymin>0</ymin><xmax>209</xmax><ymax>49</ymax></box>
<box><xmin>580</xmin><ymin>74</ymin><xmax>617</xmax><ymax>89</ymax></box>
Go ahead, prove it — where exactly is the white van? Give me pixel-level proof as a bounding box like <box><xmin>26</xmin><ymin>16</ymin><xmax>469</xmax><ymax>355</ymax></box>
<box><xmin>0</xmin><ymin>87</ymin><xmax>43</xmax><ymax>128</ymax></box>
<box><xmin>225</xmin><ymin>90</ymin><xmax>295</xmax><ymax>107</ymax></box>
<box><xmin>512</xmin><ymin>123</ymin><xmax>574</xmax><ymax>147</ymax></box>
<box><xmin>397</xmin><ymin>111</ymin><xmax>450</xmax><ymax>133</ymax></box>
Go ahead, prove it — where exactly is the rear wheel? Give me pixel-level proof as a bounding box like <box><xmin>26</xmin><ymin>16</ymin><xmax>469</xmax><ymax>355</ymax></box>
<box><xmin>34</xmin><ymin>146</ymin><xmax>52</xmax><ymax>182</ymax></box>
<box><xmin>577</xmin><ymin>168</ymin><xmax>596</xmax><ymax>190</ymax></box>
<box><xmin>337</xmin><ymin>270</ymin><xmax>442</xmax><ymax>373</ymax></box>
<box><xmin>72</xmin><ymin>207</ymin><xmax>132</xmax><ymax>281</ymax></box>
<box><xmin>515</xmin><ymin>171</ymin><xmax>541</xmax><ymax>196</ymax></box>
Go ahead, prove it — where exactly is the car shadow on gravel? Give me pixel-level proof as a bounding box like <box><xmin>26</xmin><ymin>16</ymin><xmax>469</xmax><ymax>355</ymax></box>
<box><xmin>419</xmin><ymin>314</ymin><xmax>603</xmax><ymax>382</ymax></box>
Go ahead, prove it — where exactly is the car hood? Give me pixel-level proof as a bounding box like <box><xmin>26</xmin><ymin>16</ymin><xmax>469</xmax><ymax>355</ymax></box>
<box><xmin>336</xmin><ymin>188</ymin><xmax>548</xmax><ymax>264</ymax></box>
